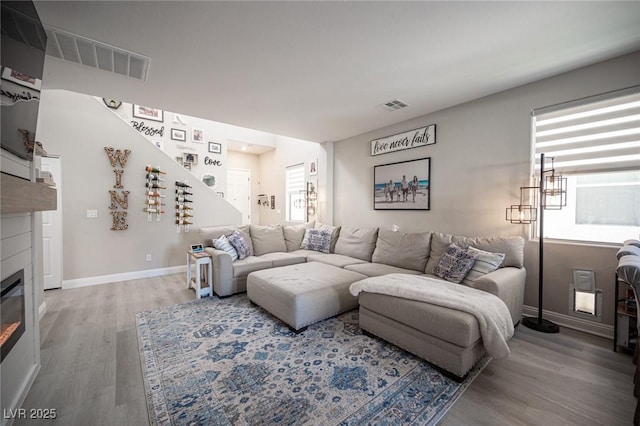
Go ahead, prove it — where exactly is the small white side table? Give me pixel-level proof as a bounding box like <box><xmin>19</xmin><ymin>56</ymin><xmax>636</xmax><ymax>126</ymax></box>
<box><xmin>186</xmin><ymin>250</ymin><xmax>212</xmax><ymax>298</ymax></box>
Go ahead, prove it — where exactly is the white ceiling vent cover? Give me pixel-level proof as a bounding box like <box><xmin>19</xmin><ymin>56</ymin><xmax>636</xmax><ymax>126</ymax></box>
<box><xmin>381</xmin><ymin>99</ymin><xmax>409</xmax><ymax>112</ymax></box>
<box><xmin>44</xmin><ymin>26</ymin><xmax>150</xmax><ymax>81</ymax></box>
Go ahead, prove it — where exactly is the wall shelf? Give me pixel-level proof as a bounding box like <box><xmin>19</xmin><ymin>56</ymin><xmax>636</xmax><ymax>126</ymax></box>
<box><xmin>1</xmin><ymin>172</ymin><xmax>57</xmax><ymax>214</ymax></box>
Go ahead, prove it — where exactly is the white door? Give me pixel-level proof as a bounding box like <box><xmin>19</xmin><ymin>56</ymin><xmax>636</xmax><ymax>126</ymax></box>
<box><xmin>227</xmin><ymin>169</ymin><xmax>251</xmax><ymax>225</ymax></box>
<box><xmin>41</xmin><ymin>157</ymin><xmax>63</xmax><ymax>290</ymax></box>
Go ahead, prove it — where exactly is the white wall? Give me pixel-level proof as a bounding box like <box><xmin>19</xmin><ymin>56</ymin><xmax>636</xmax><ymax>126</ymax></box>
<box><xmin>258</xmin><ymin>135</ymin><xmax>321</xmax><ymax>225</ymax></box>
<box><xmin>333</xmin><ymin>51</ymin><xmax>640</xmax><ymax>329</ymax></box>
<box><xmin>36</xmin><ymin>90</ymin><xmax>242</xmax><ymax>283</ymax></box>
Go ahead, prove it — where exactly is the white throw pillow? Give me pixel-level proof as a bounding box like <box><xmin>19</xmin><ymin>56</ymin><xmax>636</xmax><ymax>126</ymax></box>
<box><xmin>462</xmin><ymin>246</ymin><xmax>505</xmax><ymax>285</ymax></box>
<box><xmin>213</xmin><ymin>235</ymin><xmax>239</xmax><ymax>261</ymax></box>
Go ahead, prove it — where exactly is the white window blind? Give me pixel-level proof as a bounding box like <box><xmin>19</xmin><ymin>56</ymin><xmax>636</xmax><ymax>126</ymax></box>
<box><xmin>285</xmin><ymin>164</ymin><xmax>305</xmax><ymax>222</ymax></box>
<box><xmin>533</xmin><ymin>86</ymin><xmax>640</xmax><ymax>175</ymax></box>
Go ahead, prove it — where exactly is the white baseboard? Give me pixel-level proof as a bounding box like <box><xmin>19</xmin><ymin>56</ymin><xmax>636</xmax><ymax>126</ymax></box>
<box><xmin>62</xmin><ymin>265</ymin><xmax>186</xmax><ymax>289</ymax></box>
<box><xmin>523</xmin><ymin>305</ymin><xmax>614</xmax><ymax>340</ymax></box>
<box><xmin>39</xmin><ymin>301</ymin><xmax>47</xmax><ymax>320</ymax></box>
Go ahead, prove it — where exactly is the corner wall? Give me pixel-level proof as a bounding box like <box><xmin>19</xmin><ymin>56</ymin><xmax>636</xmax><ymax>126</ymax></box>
<box><xmin>333</xmin><ymin>51</ymin><xmax>640</xmax><ymax>330</ymax></box>
<box><xmin>35</xmin><ymin>90</ymin><xmax>242</xmax><ymax>283</ymax></box>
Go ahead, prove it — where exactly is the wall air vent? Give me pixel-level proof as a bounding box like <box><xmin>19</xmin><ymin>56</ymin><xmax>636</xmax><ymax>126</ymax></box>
<box><xmin>381</xmin><ymin>99</ymin><xmax>409</xmax><ymax>111</ymax></box>
<box><xmin>44</xmin><ymin>26</ymin><xmax>150</xmax><ymax>81</ymax></box>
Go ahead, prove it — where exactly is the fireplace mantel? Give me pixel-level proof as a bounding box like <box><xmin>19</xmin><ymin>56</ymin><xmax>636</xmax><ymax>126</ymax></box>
<box><xmin>0</xmin><ymin>172</ymin><xmax>56</xmax><ymax>214</ymax></box>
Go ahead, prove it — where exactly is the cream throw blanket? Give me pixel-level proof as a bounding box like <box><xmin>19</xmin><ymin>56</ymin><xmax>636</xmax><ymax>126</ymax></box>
<box><xmin>350</xmin><ymin>274</ymin><xmax>514</xmax><ymax>359</ymax></box>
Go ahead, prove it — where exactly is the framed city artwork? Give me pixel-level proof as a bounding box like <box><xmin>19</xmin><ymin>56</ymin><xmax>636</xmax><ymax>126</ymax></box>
<box><xmin>374</xmin><ymin>157</ymin><xmax>430</xmax><ymax>210</ymax></box>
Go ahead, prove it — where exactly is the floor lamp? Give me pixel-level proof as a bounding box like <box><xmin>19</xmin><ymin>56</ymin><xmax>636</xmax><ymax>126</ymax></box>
<box><xmin>506</xmin><ymin>153</ymin><xmax>566</xmax><ymax>333</ymax></box>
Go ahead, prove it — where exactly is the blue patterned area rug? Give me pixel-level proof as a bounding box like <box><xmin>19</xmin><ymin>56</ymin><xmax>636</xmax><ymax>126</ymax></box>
<box><xmin>136</xmin><ymin>295</ymin><xmax>489</xmax><ymax>425</ymax></box>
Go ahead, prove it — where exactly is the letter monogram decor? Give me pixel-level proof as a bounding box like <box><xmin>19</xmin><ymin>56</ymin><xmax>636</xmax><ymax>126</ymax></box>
<box><xmin>104</xmin><ymin>147</ymin><xmax>131</xmax><ymax>230</ymax></box>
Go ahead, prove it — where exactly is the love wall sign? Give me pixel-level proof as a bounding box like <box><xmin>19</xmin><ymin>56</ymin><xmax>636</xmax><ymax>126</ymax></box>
<box><xmin>370</xmin><ymin>124</ymin><xmax>436</xmax><ymax>156</ymax></box>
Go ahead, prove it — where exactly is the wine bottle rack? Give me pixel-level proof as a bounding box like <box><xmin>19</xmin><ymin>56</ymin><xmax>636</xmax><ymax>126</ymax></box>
<box><xmin>144</xmin><ymin>165</ymin><xmax>166</xmax><ymax>221</ymax></box>
<box><xmin>175</xmin><ymin>180</ymin><xmax>193</xmax><ymax>232</ymax></box>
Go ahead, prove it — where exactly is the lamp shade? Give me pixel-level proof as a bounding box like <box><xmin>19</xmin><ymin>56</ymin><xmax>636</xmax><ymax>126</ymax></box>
<box><xmin>506</xmin><ymin>204</ymin><xmax>537</xmax><ymax>224</ymax></box>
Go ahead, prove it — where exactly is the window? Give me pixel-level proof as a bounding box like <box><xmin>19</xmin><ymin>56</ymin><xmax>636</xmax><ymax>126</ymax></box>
<box><xmin>285</xmin><ymin>164</ymin><xmax>305</xmax><ymax>222</ymax></box>
<box><xmin>533</xmin><ymin>87</ymin><xmax>640</xmax><ymax>244</ymax></box>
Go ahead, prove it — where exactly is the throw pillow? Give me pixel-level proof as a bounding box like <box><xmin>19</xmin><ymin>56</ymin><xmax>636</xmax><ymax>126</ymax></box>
<box><xmin>213</xmin><ymin>235</ymin><xmax>239</xmax><ymax>262</ymax></box>
<box><xmin>228</xmin><ymin>230</ymin><xmax>251</xmax><ymax>260</ymax></box>
<box><xmin>433</xmin><ymin>243</ymin><xmax>478</xmax><ymax>284</ymax></box>
<box><xmin>461</xmin><ymin>246</ymin><xmax>505</xmax><ymax>285</ymax></box>
<box><xmin>300</xmin><ymin>228</ymin><xmax>332</xmax><ymax>253</ymax></box>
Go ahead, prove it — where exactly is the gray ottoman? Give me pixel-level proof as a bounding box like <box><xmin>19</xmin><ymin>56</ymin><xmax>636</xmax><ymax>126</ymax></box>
<box><xmin>247</xmin><ymin>262</ymin><xmax>367</xmax><ymax>331</ymax></box>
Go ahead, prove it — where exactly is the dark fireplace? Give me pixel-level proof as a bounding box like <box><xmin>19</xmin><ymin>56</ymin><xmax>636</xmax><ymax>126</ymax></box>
<box><xmin>1</xmin><ymin>269</ymin><xmax>25</xmax><ymax>362</ymax></box>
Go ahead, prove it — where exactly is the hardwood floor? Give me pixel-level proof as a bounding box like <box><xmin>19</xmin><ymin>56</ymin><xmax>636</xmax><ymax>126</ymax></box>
<box><xmin>16</xmin><ymin>274</ymin><xmax>636</xmax><ymax>425</ymax></box>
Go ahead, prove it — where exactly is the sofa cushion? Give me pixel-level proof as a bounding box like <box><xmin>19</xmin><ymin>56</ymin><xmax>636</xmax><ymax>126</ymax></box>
<box><xmin>344</xmin><ymin>262</ymin><xmax>424</xmax><ymax>277</ymax></box>
<box><xmin>334</xmin><ymin>226</ymin><xmax>379</xmax><ymax>262</ymax></box>
<box><xmin>199</xmin><ymin>225</ymin><xmax>237</xmax><ymax>247</ymax></box>
<box><xmin>258</xmin><ymin>252</ymin><xmax>307</xmax><ymax>268</ymax></box>
<box><xmin>301</xmin><ymin>229</ymin><xmax>332</xmax><ymax>253</ymax></box>
<box><xmin>433</xmin><ymin>244</ymin><xmax>478</xmax><ymax>284</ymax></box>
<box><xmin>228</xmin><ymin>230</ymin><xmax>252</xmax><ymax>260</ymax></box>
<box><xmin>232</xmin><ymin>256</ymin><xmax>273</xmax><ymax>277</ymax></box>
<box><xmin>462</xmin><ymin>247</ymin><xmax>505</xmax><ymax>285</ymax></box>
<box><xmin>237</xmin><ymin>225</ymin><xmax>254</xmax><ymax>256</ymax></box>
<box><xmin>426</xmin><ymin>232</ymin><xmax>524</xmax><ymax>274</ymax></box>
<box><xmin>250</xmin><ymin>224</ymin><xmax>287</xmax><ymax>256</ymax></box>
<box><xmin>283</xmin><ymin>222</ymin><xmax>314</xmax><ymax>252</ymax></box>
<box><xmin>306</xmin><ymin>253</ymin><xmax>368</xmax><ymax>268</ymax></box>
<box><xmin>213</xmin><ymin>235</ymin><xmax>239</xmax><ymax>262</ymax></box>
<box><xmin>372</xmin><ymin>229</ymin><xmax>432</xmax><ymax>272</ymax></box>
<box><xmin>315</xmin><ymin>222</ymin><xmax>341</xmax><ymax>253</ymax></box>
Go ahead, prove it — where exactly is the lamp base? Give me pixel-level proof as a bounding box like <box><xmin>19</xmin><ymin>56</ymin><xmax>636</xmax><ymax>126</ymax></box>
<box><xmin>522</xmin><ymin>316</ymin><xmax>559</xmax><ymax>333</ymax></box>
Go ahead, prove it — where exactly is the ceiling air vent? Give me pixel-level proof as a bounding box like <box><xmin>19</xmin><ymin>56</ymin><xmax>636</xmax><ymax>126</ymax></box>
<box><xmin>44</xmin><ymin>26</ymin><xmax>150</xmax><ymax>81</ymax></box>
<box><xmin>381</xmin><ymin>99</ymin><xmax>409</xmax><ymax>111</ymax></box>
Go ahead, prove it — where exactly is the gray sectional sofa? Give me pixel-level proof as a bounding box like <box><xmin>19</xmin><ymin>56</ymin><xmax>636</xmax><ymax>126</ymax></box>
<box><xmin>200</xmin><ymin>222</ymin><xmax>525</xmax><ymax>379</ymax></box>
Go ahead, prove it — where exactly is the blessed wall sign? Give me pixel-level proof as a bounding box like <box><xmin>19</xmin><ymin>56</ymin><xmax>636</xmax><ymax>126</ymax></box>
<box><xmin>370</xmin><ymin>124</ymin><xmax>436</xmax><ymax>156</ymax></box>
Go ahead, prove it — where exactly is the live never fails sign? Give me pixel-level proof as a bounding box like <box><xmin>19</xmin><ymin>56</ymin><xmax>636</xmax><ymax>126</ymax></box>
<box><xmin>370</xmin><ymin>124</ymin><xmax>436</xmax><ymax>156</ymax></box>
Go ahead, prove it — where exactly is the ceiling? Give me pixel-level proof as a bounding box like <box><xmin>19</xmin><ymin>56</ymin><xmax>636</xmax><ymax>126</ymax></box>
<box><xmin>33</xmin><ymin>1</ymin><xmax>640</xmax><ymax>144</ymax></box>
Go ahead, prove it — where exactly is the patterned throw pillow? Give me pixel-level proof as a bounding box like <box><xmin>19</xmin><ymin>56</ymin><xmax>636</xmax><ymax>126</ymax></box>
<box><xmin>461</xmin><ymin>246</ymin><xmax>505</xmax><ymax>285</ymax></box>
<box><xmin>213</xmin><ymin>235</ymin><xmax>239</xmax><ymax>262</ymax></box>
<box><xmin>300</xmin><ymin>229</ymin><xmax>332</xmax><ymax>253</ymax></box>
<box><xmin>433</xmin><ymin>243</ymin><xmax>479</xmax><ymax>284</ymax></box>
<box><xmin>228</xmin><ymin>231</ymin><xmax>251</xmax><ymax>260</ymax></box>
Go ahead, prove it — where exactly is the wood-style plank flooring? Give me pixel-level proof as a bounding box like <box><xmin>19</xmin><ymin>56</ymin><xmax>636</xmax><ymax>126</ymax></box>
<box><xmin>15</xmin><ymin>274</ymin><xmax>636</xmax><ymax>425</ymax></box>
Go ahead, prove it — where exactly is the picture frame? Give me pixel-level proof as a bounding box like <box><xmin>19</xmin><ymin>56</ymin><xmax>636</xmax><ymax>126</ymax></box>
<box><xmin>192</xmin><ymin>128</ymin><xmax>204</xmax><ymax>143</ymax></box>
<box><xmin>133</xmin><ymin>104</ymin><xmax>163</xmax><ymax>122</ymax></box>
<box><xmin>208</xmin><ymin>142</ymin><xmax>222</xmax><ymax>154</ymax></box>
<box><xmin>1</xmin><ymin>67</ymin><xmax>41</xmax><ymax>91</ymax></box>
<box><xmin>190</xmin><ymin>244</ymin><xmax>204</xmax><ymax>253</ymax></box>
<box><xmin>374</xmin><ymin>157</ymin><xmax>430</xmax><ymax>210</ymax></box>
<box><xmin>171</xmin><ymin>128</ymin><xmax>186</xmax><ymax>141</ymax></box>
<box><xmin>216</xmin><ymin>192</ymin><xmax>225</xmax><ymax>199</ymax></box>
<box><xmin>309</xmin><ymin>159</ymin><xmax>318</xmax><ymax>176</ymax></box>
<box><xmin>183</xmin><ymin>152</ymin><xmax>198</xmax><ymax>165</ymax></box>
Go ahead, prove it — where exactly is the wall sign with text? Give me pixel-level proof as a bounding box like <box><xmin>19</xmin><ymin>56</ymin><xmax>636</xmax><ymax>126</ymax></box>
<box><xmin>370</xmin><ymin>124</ymin><xmax>436</xmax><ymax>156</ymax></box>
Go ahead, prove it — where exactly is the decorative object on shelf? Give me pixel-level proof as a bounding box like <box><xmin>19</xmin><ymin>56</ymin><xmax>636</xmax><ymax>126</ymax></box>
<box><xmin>144</xmin><ymin>165</ymin><xmax>166</xmax><ymax>222</ymax></box>
<box><xmin>192</xmin><ymin>128</ymin><xmax>204</xmax><ymax>143</ymax></box>
<box><xmin>183</xmin><ymin>152</ymin><xmax>198</xmax><ymax>166</ymax></box>
<box><xmin>208</xmin><ymin>142</ymin><xmax>221</xmax><ymax>154</ymax></box>
<box><xmin>18</xmin><ymin>128</ymin><xmax>46</xmax><ymax>157</ymax></box>
<box><xmin>102</xmin><ymin>98</ymin><xmax>122</xmax><ymax>109</ymax></box>
<box><xmin>257</xmin><ymin>194</ymin><xmax>269</xmax><ymax>206</ymax></box>
<box><xmin>374</xmin><ymin>157</ymin><xmax>430</xmax><ymax>210</ymax></box>
<box><xmin>104</xmin><ymin>147</ymin><xmax>132</xmax><ymax>230</ymax></box>
<box><xmin>175</xmin><ymin>180</ymin><xmax>193</xmax><ymax>232</ymax></box>
<box><xmin>370</xmin><ymin>124</ymin><xmax>436</xmax><ymax>156</ymax></box>
<box><xmin>505</xmin><ymin>153</ymin><xmax>567</xmax><ymax>333</ymax></box>
<box><xmin>305</xmin><ymin>181</ymin><xmax>317</xmax><ymax>221</ymax></box>
<box><xmin>171</xmin><ymin>128</ymin><xmax>186</xmax><ymax>141</ymax></box>
<box><xmin>133</xmin><ymin>104</ymin><xmax>163</xmax><ymax>122</ymax></box>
